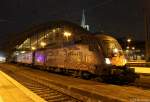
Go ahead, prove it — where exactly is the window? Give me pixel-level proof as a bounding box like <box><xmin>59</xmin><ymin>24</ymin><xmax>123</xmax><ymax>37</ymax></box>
<box><xmin>102</xmin><ymin>40</ymin><xmax>122</xmax><ymax>57</ymax></box>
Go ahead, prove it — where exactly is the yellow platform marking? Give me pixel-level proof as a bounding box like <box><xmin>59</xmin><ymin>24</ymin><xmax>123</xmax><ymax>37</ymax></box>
<box><xmin>131</xmin><ymin>67</ymin><xmax>150</xmax><ymax>74</ymax></box>
<box><xmin>0</xmin><ymin>97</ymin><xmax>3</xmax><ymax>102</ymax></box>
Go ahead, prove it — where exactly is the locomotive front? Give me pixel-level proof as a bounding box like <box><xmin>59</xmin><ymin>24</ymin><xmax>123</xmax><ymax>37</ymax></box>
<box><xmin>101</xmin><ymin>37</ymin><xmax>126</xmax><ymax>66</ymax></box>
<box><xmin>96</xmin><ymin>35</ymin><xmax>138</xmax><ymax>83</ymax></box>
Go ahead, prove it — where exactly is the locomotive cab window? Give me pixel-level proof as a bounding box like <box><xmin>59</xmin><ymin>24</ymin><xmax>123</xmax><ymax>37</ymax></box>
<box><xmin>102</xmin><ymin>40</ymin><xmax>122</xmax><ymax>57</ymax></box>
<box><xmin>89</xmin><ymin>40</ymin><xmax>99</xmax><ymax>52</ymax></box>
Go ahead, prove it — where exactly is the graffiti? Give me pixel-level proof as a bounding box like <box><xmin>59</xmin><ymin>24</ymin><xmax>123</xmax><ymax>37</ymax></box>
<box><xmin>67</xmin><ymin>51</ymin><xmax>82</xmax><ymax>56</ymax></box>
<box><xmin>63</xmin><ymin>48</ymin><xmax>82</xmax><ymax>57</ymax></box>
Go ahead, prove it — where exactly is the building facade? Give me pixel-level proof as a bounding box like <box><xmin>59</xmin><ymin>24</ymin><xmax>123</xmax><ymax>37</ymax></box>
<box><xmin>118</xmin><ymin>37</ymin><xmax>145</xmax><ymax>61</ymax></box>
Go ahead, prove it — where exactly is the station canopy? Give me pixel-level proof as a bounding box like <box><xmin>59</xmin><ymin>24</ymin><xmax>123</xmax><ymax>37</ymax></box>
<box><xmin>4</xmin><ymin>20</ymin><xmax>90</xmax><ymax>53</ymax></box>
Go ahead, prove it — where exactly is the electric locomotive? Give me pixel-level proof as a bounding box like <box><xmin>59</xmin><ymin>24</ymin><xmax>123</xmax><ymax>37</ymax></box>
<box><xmin>13</xmin><ymin>21</ymin><xmax>138</xmax><ymax>83</ymax></box>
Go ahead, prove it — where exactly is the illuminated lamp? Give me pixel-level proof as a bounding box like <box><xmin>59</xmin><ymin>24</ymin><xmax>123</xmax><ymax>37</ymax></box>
<box><xmin>31</xmin><ymin>46</ymin><xmax>36</xmax><ymax>50</ymax></box>
<box><xmin>40</xmin><ymin>42</ymin><xmax>46</xmax><ymax>47</ymax></box>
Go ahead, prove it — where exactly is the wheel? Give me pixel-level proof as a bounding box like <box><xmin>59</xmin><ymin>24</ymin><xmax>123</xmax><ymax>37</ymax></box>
<box><xmin>81</xmin><ymin>72</ymin><xmax>92</xmax><ymax>79</ymax></box>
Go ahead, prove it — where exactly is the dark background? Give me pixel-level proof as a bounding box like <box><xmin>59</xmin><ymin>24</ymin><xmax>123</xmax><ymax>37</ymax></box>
<box><xmin>0</xmin><ymin>0</ymin><xmax>145</xmax><ymax>54</ymax></box>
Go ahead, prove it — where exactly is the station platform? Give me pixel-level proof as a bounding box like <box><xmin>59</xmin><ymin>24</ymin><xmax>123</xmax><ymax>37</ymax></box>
<box><xmin>0</xmin><ymin>71</ymin><xmax>46</xmax><ymax>102</ymax></box>
<box><xmin>1</xmin><ymin>64</ymin><xmax>150</xmax><ymax>102</ymax></box>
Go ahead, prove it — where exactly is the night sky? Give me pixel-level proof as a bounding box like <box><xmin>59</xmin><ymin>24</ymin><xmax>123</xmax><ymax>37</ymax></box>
<box><xmin>0</xmin><ymin>0</ymin><xmax>145</xmax><ymax>52</ymax></box>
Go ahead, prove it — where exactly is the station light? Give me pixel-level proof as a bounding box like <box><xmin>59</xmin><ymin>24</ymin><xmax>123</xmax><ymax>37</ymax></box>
<box><xmin>40</xmin><ymin>42</ymin><xmax>46</xmax><ymax>47</ymax></box>
<box><xmin>31</xmin><ymin>46</ymin><xmax>36</xmax><ymax>50</ymax></box>
<box><xmin>126</xmin><ymin>49</ymin><xmax>129</xmax><ymax>53</ymax></box>
<box><xmin>64</xmin><ymin>31</ymin><xmax>71</xmax><ymax>37</ymax></box>
<box><xmin>105</xmin><ymin>58</ymin><xmax>111</xmax><ymax>64</ymax></box>
<box><xmin>21</xmin><ymin>51</ymin><xmax>25</xmax><ymax>54</ymax></box>
<box><xmin>126</xmin><ymin>46</ymin><xmax>129</xmax><ymax>49</ymax></box>
<box><xmin>132</xmin><ymin>47</ymin><xmax>135</xmax><ymax>50</ymax></box>
<box><xmin>127</xmin><ymin>38</ymin><xmax>131</xmax><ymax>43</ymax></box>
<box><xmin>53</xmin><ymin>29</ymin><xmax>56</xmax><ymax>33</ymax></box>
<box><xmin>64</xmin><ymin>31</ymin><xmax>71</xmax><ymax>40</ymax></box>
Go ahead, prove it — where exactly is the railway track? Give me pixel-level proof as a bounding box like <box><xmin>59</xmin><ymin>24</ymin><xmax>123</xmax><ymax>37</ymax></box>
<box><xmin>0</xmin><ymin>67</ymin><xmax>82</xmax><ymax>102</ymax></box>
<box><xmin>128</xmin><ymin>74</ymin><xmax>150</xmax><ymax>90</ymax></box>
<box><xmin>26</xmin><ymin>68</ymin><xmax>150</xmax><ymax>91</ymax></box>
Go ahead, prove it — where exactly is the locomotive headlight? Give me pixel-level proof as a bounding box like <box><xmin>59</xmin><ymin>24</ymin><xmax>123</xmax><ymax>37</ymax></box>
<box><xmin>105</xmin><ymin>58</ymin><xmax>111</xmax><ymax>64</ymax></box>
<box><xmin>113</xmin><ymin>48</ymin><xmax>118</xmax><ymax>53</ymax></box>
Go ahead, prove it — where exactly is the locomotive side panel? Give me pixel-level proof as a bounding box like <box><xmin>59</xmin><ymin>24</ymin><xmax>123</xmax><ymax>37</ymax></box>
<box><xmin>45</xmin><ymin>48</ymin><xmax>66</xmax><ymax>68</ymax></box>
<box><xmin>40</xmin><ymin>44</ymin><xmax>103</xmax><ymax>73</ymax></box>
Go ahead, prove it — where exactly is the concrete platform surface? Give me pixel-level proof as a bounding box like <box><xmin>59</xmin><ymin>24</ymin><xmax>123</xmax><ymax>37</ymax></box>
<box><xmin>0</xmin><ymin>71</ymin><xmax>46</xmax><ymax>102</ymax></box>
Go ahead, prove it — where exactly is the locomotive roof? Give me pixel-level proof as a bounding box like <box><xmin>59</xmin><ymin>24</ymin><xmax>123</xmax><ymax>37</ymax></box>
<box><xmin>95</xmin><ymin>34</ymin><xmax>117</xmax><ymax>41</ymax></box>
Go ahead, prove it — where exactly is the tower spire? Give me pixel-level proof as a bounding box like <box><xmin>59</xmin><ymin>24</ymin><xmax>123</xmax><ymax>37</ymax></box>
<box><xmin>81</xmin><ymin>9</ymin><xmax>89</xmax><ymax>31</ymax></box>
<box><xmin>81</xmin><ymin>9</ymin><xmax>85</xmax><ymax>28</ymax></box>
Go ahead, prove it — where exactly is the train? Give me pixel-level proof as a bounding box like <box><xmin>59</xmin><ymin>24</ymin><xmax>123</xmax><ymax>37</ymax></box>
<box><xmin>11</xmin><ymin>21</ymin><xmax>138</xmax><ymax>83</ymax></box>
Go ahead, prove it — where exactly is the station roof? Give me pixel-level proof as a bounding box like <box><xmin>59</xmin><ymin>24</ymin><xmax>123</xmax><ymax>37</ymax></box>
<box><xmin>2</xmin><ymin>20</ymin><xmax>90</xmax><ymax>53</ymax></box>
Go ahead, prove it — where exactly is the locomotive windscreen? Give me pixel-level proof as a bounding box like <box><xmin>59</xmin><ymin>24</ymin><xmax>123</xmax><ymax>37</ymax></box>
<box><xmin>102</xmin><ymin>40</ymin><xmax>123</xmax><ymax>57</ymax></box>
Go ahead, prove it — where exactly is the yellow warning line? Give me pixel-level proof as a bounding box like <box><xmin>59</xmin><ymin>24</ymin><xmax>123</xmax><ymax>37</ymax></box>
<box><xmin>0</xmin><ymin>97</ymin><xmax>3</xmax><ymax>102</ymax></box>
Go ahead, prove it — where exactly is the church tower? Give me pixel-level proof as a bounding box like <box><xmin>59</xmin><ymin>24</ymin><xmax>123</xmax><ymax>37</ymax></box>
<box><xmin>81</xmin><ymin>9</ymin><xmax>90</xmax><ymax>31</ymax></box>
